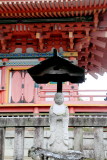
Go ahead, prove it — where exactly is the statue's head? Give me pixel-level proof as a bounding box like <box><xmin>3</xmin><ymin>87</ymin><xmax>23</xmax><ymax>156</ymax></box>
<box><xmin>54</xmin><ymin>92</ymin><xmax>64</xmax><ymax>105</ymax></box>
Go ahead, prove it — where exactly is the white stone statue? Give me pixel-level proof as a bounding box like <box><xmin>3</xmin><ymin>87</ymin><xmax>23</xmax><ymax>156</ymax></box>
<box><xmin>28</xmin><ymin>93</ymin><xmax>84</xmax><ymax>160</ymax></box>
<box><xmin>48</xmin><ymin>92</ymin><xmax>69</xmax><ymax>153</ymax></box>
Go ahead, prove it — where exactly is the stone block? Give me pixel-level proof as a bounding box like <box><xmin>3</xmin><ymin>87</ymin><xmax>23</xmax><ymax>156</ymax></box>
<box><xmin>24</xmin><ymin>138</ymin><xmax>33</xmax><ymax>149</ymax></box>
<box><xmin>25</xmin><ymin>127</ymin><xmax>35</xmax><ymax>138</ymax></box>
<box><xmin>4</xmin><ymin>149</ymin><xmax>13</xmax><ymax>156</ymax></box>
<box><xmin>68</xmin><ymin>138</ymin><xmax>74</xmax><ymax>149</ymax></box>
<box><xmin>5</xmin><ymin>138</ymin><xmax>14</xmax><ymax>149</ymax></box>
<box><xmin>83</xmin><ymin>150</ymin><xmax>94</xmax><ymax>159</ymax></box>
<box><xmin>83</xmin><ymin>139</ymin><xmax>94</xmax><ymax>150</ymax></box>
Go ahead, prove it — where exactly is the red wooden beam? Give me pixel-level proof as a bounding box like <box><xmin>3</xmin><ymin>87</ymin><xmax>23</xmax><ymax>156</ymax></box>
<box><xmin>90</xmin><ymin>31</ymin><xmax>107</xmax><ymax>38</ymax></box>
<box><xmin>45</xmin><ymin>1</ymin><xmax>51</xmax><ymax>10</ymax></box>
<box><xmin>90</xmin><ymin>49</ymin><xmax>104</xmax><ymax>58</ymax></box>
<box><xmin>22</xmin><ymin>2</ymin><xmax>30</xmax><ymax>11</ymax></box>
<box><xmin>0</xmin><ymin>2</ymin><xmax>7</xmax><ymax>11</ymax></box>
<box><xmin>91</xmin><ymin>38</ymin><xmax>106</xmax><ymax>48</ymax></box>
<box><xmin>8</xmin><ymin>2</ymin><xmax>16</xmax><ymax>11</ymax></box>
<box><xmin>91</xmin><ymin>59</ymin><xmax>102</xmax><ymax>67</ymax></box>
<box><xmin>17</xmin><ymin>1</ymin><xmax>25</xmax><ymax>11</ymax></box>
<box><xmin>3</xmin><ymin>2</ymin><xmax>12</xmax><ymax>12</ymax></box>
<box><xmin>27</xmin><ymin>1</ymin><xmax>34</xmax><ymax>11</ymax></box>
<box><xmin>13</xmin><ymin>2</ymin><xmax>20</xmax><ymax>11</ymax></box>
<box><xmin>88</xmin><ymin>71</ymin><xmax>98</xmax><ymax>79</ymax></box>
<box><xmin>88</xmin><ymin>65</ymin><xmax>100</xmax><ymax>74</ymax></box>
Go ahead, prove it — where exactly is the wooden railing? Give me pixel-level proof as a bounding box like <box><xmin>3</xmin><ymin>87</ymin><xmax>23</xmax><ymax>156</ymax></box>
<box><xmin>76</xmin><ymin>90</ymin><xmax>107</xmax><ymax>101</ymax></box>
<box><xmin>38</xmin><ymin>89</ymin><xmax>107</xmax><ymax>102</ymax></box>
<box><xmin>3</xmin><ymin>89</ymin><xmax>107</xmax><ymax>105</ymax></box>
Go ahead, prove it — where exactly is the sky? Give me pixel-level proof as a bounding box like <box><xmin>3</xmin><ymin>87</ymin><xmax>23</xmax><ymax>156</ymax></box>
<box><xmin>79</xmin><ymin>73</ymin><xmax>107</xmax><ymax>101</ymax></box>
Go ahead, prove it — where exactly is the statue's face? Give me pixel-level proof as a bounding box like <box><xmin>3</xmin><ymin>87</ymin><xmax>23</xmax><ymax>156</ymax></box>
<box><xmin>54</xmin><ymin>93</ymin><xmax>64</xmax><ymax>105</ymax></box>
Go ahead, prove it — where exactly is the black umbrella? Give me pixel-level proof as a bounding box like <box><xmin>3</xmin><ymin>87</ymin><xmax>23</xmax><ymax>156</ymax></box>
<box><xmin>27</xmin><ymin>49</ymin><xmax>85</xmax><ymax>92</ymax></box>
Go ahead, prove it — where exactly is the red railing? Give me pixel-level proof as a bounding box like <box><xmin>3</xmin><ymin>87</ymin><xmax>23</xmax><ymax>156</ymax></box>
<box><xmin>38</xmin><ymin>89</ymin><xmax>107</xmax><ymax>102</ymax></box>
<box><xmin>74</xmin><ymin>90</ymin><xmax>107</xmax><ymax>101</ymax></box>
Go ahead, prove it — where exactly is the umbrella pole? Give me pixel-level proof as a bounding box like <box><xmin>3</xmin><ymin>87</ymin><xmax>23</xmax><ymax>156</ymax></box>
<box><xmin>57</xmin><ymin>82</ymin><xmax>62</xmax><ymax>92</ymax></box>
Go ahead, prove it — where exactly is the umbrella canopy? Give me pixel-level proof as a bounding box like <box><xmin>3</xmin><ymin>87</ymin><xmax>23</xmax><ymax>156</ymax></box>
<box><xmin>27</xmin><ymin>49</ymin><xmax>85</xmax><ymax>84</ymax></box>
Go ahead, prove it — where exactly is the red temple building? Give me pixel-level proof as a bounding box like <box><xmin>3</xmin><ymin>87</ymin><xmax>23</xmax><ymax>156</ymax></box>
<box><xmin>0</xmin><ymin>0</ymin><xmax>107</xmax><ymax>114</ymax></box>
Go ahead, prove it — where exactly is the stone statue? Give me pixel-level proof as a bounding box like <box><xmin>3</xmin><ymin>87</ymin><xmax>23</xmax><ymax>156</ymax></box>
<box><xmin>48</xmin><ymin>92</ymin><xmax>69</xmax><ymax>153</ymax></box>
<box><xmin>28</xmin><ymin>93</ymin><xmax>84</xmax><ymax>160</ymax></box>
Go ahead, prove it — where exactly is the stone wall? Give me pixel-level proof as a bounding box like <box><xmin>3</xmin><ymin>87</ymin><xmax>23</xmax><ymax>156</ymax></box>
<box><xmin>4</xmin><ymin>127</ymin><xmax>107</xmax><ymax>160</ymax></box>
<box><xmin>0</xmin><ymin>116</ymin><xmax>107</xmax><ymax>160</ymax></box>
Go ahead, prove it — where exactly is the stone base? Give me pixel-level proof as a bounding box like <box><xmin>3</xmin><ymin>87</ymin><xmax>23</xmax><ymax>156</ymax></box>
<box><xmin>28</xmin><ymin>147</ymin><xmax>84</xmax><ymax>160</ymax></box>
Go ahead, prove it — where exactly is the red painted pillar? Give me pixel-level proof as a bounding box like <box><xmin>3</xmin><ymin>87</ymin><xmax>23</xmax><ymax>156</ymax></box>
<box><xmin>34</xmin><ymin>107</ymin><xmax>39</xmax><ymax>116</ymax></box>
<box><xmin>69</xmin><ymin>107</ymin><xmax>75</xmax><ymax>114</ymax></box>
<box><xmin>1</xmin><ymin>59</ymin><xmax>8</xmax><ymax>103</ymax></box>
<box><xmin>39</xmin><ymin>88</ymin><xmax>45</xmax><ymax>102</ymax></box>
